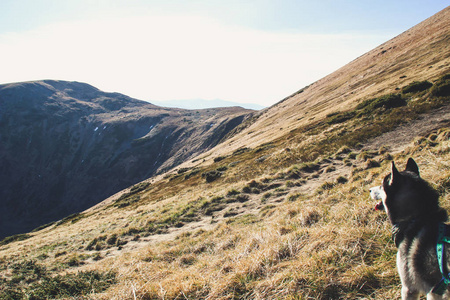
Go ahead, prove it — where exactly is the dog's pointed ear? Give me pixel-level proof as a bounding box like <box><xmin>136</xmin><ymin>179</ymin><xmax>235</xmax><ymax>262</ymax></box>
<box><xmin>390</xmin><ymin>161</ymin><xmax>400</xmax><ymax>185</ymax></box>
<box><xmin>405</xmin><ymin>158</ymin><xmax>419</xmax><ymax>176</ymax></box>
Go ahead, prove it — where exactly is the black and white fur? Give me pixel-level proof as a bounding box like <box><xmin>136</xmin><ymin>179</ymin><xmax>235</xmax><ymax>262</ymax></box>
<box><xmin>370</xmin><ymin>158</ymin><xmax>450</xmax><ymax>299</ymax></box>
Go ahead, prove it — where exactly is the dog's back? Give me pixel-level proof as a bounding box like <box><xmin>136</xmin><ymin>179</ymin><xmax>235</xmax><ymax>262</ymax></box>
<box><xmin>396</xmin><ymin>217</ymin><xmax>449</xmax><ymax>298</ymax></box>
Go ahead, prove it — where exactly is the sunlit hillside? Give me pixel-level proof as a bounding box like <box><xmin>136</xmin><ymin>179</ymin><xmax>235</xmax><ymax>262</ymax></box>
<box><xmin>0</xmin><ymin>6</ymin><xmax>449</xmax><ymax>300</ymax></box>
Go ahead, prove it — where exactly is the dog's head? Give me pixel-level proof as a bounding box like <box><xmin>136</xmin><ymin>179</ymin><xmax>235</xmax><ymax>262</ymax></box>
<box><xmin>370</xmin><ymin>158</ymin><xmax>440</xmax><ymax>224</ymax></box>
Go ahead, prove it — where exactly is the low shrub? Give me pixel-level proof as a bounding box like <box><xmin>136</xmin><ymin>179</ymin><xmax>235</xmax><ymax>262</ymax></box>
<box><xmin>286</xmin><ymin>168</ymin><xmax>302</xmax><ymax>179</ymax></box>
<box><xmin>336</xmin><ymin>146</ymin><xmax>352</xmax><ymax>155</ymax></box>
<box><xmin>28</xmin><ymin>270</ymin><xmax>116</xmax><ymax>299</ymax></box>
<box><xmin>202</xmin><ymin>170</ymin><xmax>222</xmax><ymax>183</ymax></box>
<box><xmin>262</xmin><ymin>192</ymin><xmax>273</xmax><ymax>201</ymax></box>
<box><xmin>114</xmin><ymin>195</ymin><xmax>140</xmax><ymax>208</ymax></box>
<box><xmin>233</xmin><ymin>147</ymin><xmax>250</xmax><ymax>155</ymax></box>
<box><xmin>0</xmin><ymin>233</ymin><xmax>32</xmax><ymax>246</ymax></box>
<box><xmin>56</xmin><ymin>213</ymin><xmax>84</xmax><ymax>226</ymax></box>
<box><xmin>216</xmin><ymin>166</ymin><xmax>228</xmax><ymax>172</ymax></box>
<box><xmin>317</xmin><ymin>182</ymin><xmax>334</xmax><ymax>194</ymax></box>
<box><xmin>32</xmin><ymin>222</ymin><xmax>56</xmax><ymax>232</ymax></box>
<box><xmin>236</xmin><ymin>195</ymin><xmax>250</xmax><ymax>203</ymax></box>
<box><xmin>287</xmin><ymin>193</ymin><xmax>301</xmax><ymax>202</ymax></box>
<box><xmin>204</xmin><ymin>204</ymin><xmax>226</xmax><ymax>216</ymax></box>
<box><xmin>298</xmin><ymin>162</ymin><xmax>320</xmax><ymax>173</ymax></box>
<box><xmin>286</xmin><ymin>180</ymin><xmax>296</xmax><ymax>188</ymax></box>
<box><xmin>106</xmin><ymin>234</ymin><xmax>118</xmax><ymax>245</ymax></box>
<box><xmin>327</xmin><ymin>111</ymin><xmax>356</xmax><ymax>125</ymax></box>
<box><xmin>184</xmin><ymin>169</ymin><xmax>200</xmax><ymax>180</ymax></box>
<box><xmin>66</xmin><ymin>255</ymin><xmax>83</xmax><ymax>267</ymax></box>
<box><xmin>177</xmin><ymin>168</ymin><xmax>190</xmax><ymax>174</ymax></box>
<box><xmin>226</xmin><ymin>189</ymin><xmax>240</xmax><ymax>197</ymax></box>
<box><xmin>336</xmin><ymin>176</ymin><xmax>348</xmax><ymax>184</ymax></box>
<box><xmin>130</xmin><ymin>182</ymin><xmax>150</xmax><ymax>193</ymax></box>
<box><xmin>365</xmin><ymin>159</ymin><xmax>381</xmax><ymax>169</ymax></box>
<box><xmin>223</xmin><ymin>209</ymin><xmax>239</xmax><ymax>218</ymax></box>
<box><xmin>356</xmin><ymin>93</ymin><xmax>406</xmax><ymax>115</ymax></box>
<box><xmin>324</xmin><ymin>166</ymin><xmax>336</xmax><ymax>173</ymax></box>
<box><xmin>214</xmin><ymin>156</ymin><xmax>227</xmax><ymax>163</ymax></box>
<box><xmin>242</xmin><ymin>186</ymin><xmax>252</xmax><ymax>193</ymax></box>
<box><xmin>431</xmin><ymin>77</ymin><xmax>450</xmax><ymax>97</ymax></box>
<box><xmin>85</xmin><ymin>238</ymin><xmax>99</xmax><ymax>251</ymax></box>
<box><xmin>401</xmin><ymin>80</ymin><xmax>432</xmax><ymax>94</ymax></box>
<box><xmin>242</xmin><ymin>180</ymin><xmax>266</xmax><ymax>194</ymax></box>
<box><xmin>300</xmin><ymin>209</ymin><xmax>321</xmax><ymax>226</ymax></box>
<box><xmin>0</xmin><ymin>260</ymin><xmax>116</xmax><ymax>300</ymax></box>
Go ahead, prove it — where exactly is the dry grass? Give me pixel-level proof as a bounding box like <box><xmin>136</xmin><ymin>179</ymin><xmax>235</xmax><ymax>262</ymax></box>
<box><xmin>3</xmin><ymin>121</ymin><xmax>450</xmax><ymax>299</ymax></box>
<box><xmin>1</xmin><ymin>8</ymin><xmax>450</xmax><ymax>298</ymax></box>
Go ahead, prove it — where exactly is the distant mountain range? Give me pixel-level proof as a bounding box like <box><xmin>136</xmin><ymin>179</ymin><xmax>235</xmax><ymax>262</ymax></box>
<box><xmin>151</xmin><ymin>99</ymin><xmax>266</xmax><ymax>110</ymax></box>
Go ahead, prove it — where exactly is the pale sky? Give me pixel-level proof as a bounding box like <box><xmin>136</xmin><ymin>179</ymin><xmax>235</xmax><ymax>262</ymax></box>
<box><xmin>0</xmin><ymin>1</ymin><xmax>447</xmax><ymax>106</ymax></box>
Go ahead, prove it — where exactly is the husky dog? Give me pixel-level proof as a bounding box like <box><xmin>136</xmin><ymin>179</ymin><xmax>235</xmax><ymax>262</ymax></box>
<box><xmin>370</xmin><ymin>158</ymin><xmax>450</xmax><ymax>299</ymax></box>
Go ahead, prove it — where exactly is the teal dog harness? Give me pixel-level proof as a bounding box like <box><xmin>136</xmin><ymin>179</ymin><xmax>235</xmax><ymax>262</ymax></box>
<box><xmin>432</xmin><ymin>223</ymin><xmax>450</xmax><ymax>295</ymax></box>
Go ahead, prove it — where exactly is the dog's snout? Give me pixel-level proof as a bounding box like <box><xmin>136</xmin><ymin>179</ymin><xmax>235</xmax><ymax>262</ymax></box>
<box><xmin>370</xmin><ymin>186</ymin><xmax>385</xmax><ymax>201</ymax></box>
<box><xmin>369</xmin><ymin>186</ymin><xmax>379</xmax><ymax>199</ymax></box>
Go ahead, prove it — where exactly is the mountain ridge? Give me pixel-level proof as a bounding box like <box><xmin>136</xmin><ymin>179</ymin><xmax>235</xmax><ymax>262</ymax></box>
<box><xmin>151</xmin><ymin>99</ymin><xmax>266</xmax><ymax>110</ymax></box>
<box><xmin>0</xmin><ymin>80</ymin><xmax>252</xmax><ymax>238</ymax></box>
<box><xmin>201</xmin><ymin>6</ymin><xmax>450</xmax><ymax>156</ymax></box>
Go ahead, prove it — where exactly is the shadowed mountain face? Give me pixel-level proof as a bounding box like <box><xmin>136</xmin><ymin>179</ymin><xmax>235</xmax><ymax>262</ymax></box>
<box><xmin>0</xmin><ymin>80</ymin><xmax>252</xmax><ymax>238</ymax></box>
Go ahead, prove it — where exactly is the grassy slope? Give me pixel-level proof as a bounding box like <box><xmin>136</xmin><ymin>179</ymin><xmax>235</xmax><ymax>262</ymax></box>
<box><xmin>1</xmin><ymin>7</ymin><xmax>450</xmax><ymax>300</ymax></box>
<box><xmin>185</xmin><ymin>6</ymin><xmax>450</xmax><ymax>161</ymax></box>
<box><xmin>1</xmin><ymin>78</ymin><xmax>449</xmax><ymax>300</ymax></box>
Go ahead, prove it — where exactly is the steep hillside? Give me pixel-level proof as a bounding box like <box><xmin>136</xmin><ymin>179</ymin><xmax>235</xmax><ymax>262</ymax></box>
<box><xmin>0</xmin><ymin>80</ymin><xmax>252</xmax><ymax>238</ymax></box>
<box><xmin>194</xmin><ymin>6</ymin><xmax>450</xmax><ymax>158</ymax></box>
<box><xmin>0</xmin><ymin>7</ymin><xmax>449</xmax><ymax>300</ymax></box>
